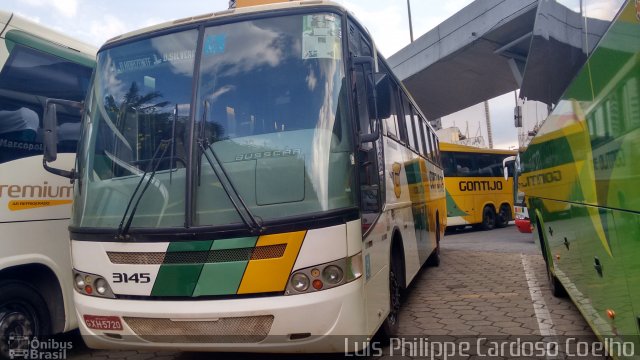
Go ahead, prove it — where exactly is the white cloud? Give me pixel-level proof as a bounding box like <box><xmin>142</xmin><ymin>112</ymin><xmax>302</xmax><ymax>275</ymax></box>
<box><xmin>336</xmin><ymin>0</ymin><xmax>409</xmax><ymax>57</ymax></box>
<box><xmin>12</xmin><ymin>11</ymin><xmax>41</xmax><ymax>24</ymax></box>
<box><xmin>51</xmin><ymin>0</ymin><xmax>78</xmax><ymax>18</ymax></box>
<box><xmin>18</xmin><ymin>0</ymin><xmax>78</xmax><ymax>18</ymax></box>
<box><xmin>89</xmin><ymin>15</ymin><xmax>128</xmax><ymax>46</ymax></box>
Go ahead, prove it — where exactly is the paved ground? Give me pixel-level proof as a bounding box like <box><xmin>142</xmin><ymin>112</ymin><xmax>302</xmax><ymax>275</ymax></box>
<box><xmin>54</xmin><ymin>224</ymin><xmax>594</xmax><ymax>359</ymax></box>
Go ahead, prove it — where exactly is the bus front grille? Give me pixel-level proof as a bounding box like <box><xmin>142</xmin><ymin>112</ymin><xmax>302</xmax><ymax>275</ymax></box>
<box><xmin>123</xmin><ymin>315</ymin><xmax>274</xmax><ymax>343</ymax></box>
<box><xmin>107</xmin><ymin>244</ymin><xmax>286</xmax><ymax>264</ymax></box>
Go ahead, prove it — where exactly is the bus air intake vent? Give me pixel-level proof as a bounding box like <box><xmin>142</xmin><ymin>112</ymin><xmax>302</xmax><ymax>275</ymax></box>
<box><xmin>107</xmin><ymin>244</ymin><xmax>287</xmax><ymax>264</ymax></box>
<box><xmin>122</xmin><ymin>315</ymin><xmax>274</xmax><ymax>343</ymax></box>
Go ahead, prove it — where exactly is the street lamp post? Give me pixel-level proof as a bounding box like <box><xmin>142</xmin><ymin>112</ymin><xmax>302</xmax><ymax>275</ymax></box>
<box><xmin>407</xmin><ymin>0</ymin><xmax>414</xmax><ymax>42</ymax></box>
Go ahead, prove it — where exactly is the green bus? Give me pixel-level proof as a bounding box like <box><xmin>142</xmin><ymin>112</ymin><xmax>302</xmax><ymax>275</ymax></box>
<box><xmin>516</xmin><ymin>0</ymin><xmax>640</xmax><ymax>350</ymax></box>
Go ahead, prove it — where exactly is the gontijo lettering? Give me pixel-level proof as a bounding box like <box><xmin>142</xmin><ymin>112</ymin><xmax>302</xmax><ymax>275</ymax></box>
<box><xmin>458</xmin><ymin>180</ymin><xmax>503</xmax><ymax>192</ymax></box>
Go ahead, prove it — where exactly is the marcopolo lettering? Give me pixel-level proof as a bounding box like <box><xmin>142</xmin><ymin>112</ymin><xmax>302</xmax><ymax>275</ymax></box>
<box><xmin>459</xmin><ymin>180</ymin><xmax>503</xmax><ymax>192</ymax></box>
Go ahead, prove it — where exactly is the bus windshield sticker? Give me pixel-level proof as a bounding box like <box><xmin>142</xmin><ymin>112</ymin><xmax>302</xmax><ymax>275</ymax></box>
<box><xmin>302</xmin><ymin>14</ymin><xmax>341</xmax><ymax>60</ymax></box>
<box><xmin>204</xmin><ymin>34</ymin><xmax>226</xmax><ymax>56</ymax></box>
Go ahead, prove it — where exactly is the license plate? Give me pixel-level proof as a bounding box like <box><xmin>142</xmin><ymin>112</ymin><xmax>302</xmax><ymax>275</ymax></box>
<box><xmin>83</xmin><ymin>315</ymin><xmax>123</xmax><ymax>331</ymax></box>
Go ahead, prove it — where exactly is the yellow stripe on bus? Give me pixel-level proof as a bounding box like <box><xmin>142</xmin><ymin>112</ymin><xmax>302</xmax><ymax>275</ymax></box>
<box><xmin>8</xmin><ymin>199</ymin><xmax>72</xmax><ymax>211</ymax></box>
<box><xmin>237</xmin><ymin>230</ymin><xmax>306</xmax><ymax>294</ymax></box>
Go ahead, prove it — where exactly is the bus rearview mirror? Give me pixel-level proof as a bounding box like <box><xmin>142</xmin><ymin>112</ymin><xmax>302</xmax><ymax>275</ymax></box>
<box><xmin>374</xmin><ymin>73</ymin><xmax>391</xmax><ymax>119</ymax></box>
<box><xmin>42</xmin><ymin>98</ymin><xmax>83</xmax><ymax>179</ymax></box>
<box><xmin>43</xmin><ymin>102</ymin><xmax>58</xmax><ymax>163</ymax></box>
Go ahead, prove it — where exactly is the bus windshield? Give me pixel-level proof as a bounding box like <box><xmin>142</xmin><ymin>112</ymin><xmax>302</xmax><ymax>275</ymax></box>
<box><xmin>74</xmin><ymin>12</ymin><xmax>355</xmax><ymax>229</ymax></box>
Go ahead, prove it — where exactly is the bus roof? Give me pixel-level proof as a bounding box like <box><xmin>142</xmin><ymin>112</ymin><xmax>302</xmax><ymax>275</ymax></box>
<box><xmin>0</xmin><ymin>10</ymin><xmax>97</xmax><ymax>58</ymax></box>
<box><xmin>103</xmin><ymin>0</ymin><xmax>350</xmax><ymax>47</ymax></box>
<box><xmin>439</xmin><ymin>142</ymin><xmax>516</xmax><ymax>155</ymax></box>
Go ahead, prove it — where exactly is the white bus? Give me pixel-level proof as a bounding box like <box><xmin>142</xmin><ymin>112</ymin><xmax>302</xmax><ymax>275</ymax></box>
<box><xmin>43</xmin><ymin>1</ymin><xmax>446</xmax><ymax>352</ymax></box>
<box><xmin>0</xmin><ymin>10</ymin><xmax>95</xmax><ymax>356</ymax></box>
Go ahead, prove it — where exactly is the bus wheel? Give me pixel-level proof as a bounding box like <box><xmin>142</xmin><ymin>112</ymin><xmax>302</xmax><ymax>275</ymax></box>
<box><xmin>481</xmin><ymin>206</ymin><xmax>496</xmax><ymax>230</ymax></box>
<box><xmin>496</xmin><ymin>204</ymin><xmax>511</xmax><ymax>228</ymax></box>
<box><xmin>537</xmin><ymin>220</ymin><xmax>567</xmax><ymax>298</ymax></box>
<box><xmin>546</xmin><ymin>260</ymin><xmax>567</xmax><ymax>298</ymax></box>
<box><xmin>379</xmin><ymin>259</ymin><xmax>401</xmax><ymax>340</ymax></box>
<box><xmin>0</xmin><ymin>281</ymin><xmax>50</xmax><ymax>358</ymax></box>
<box><xmin>426</xmin><ymin>219</ymin><xmax>441</xmax><ymax>267</ymax></box>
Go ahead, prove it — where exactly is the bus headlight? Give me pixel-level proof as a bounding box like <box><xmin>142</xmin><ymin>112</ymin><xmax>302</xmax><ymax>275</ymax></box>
<box><xmin>323</xmin><ymin>265</ymin><xmax>343</xmax><ymax>285</ymax></box>
<box><xmin>95</xmin><ymin>278</ymin><xmax>108</xmax><ymax>295</ymax></box>
<box><xmin>72</xmin><ymin>269</ymin><xmax>116</xmax><ymax>299</ymax></box>
<box><xmin>74</xmin><ymin>274</ymin><xmax>85</xmax><ymax>289</ymax></box>
<box><xmin>285</xmin><ymin>253</ymin><xmax>362</xmax><ymax>295</ymax></box>
<box><xmin>291</xmin><ymin>273</ymin><xmax>310</xmax><ymax>292</ymax></box>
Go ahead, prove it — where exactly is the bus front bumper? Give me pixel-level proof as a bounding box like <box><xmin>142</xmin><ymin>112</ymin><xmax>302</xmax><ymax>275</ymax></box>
<box><xmin>75</xmin><ymin>279</ymin><xmax>368</xmax><ymax>353</ymax></box>
<box><xmin>515</xmin><ymin>218</ymin><xmax>532</xmax><ymax>233</ymax></box>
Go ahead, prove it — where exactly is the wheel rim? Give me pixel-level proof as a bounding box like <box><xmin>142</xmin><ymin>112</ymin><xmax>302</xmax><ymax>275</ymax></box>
<box><xmin>388</xmin><ymin>270</ymin><xmax>401</xmax><ymax>326</ymax></box>
<box><xmin>0</xmin><ymin>309</ymin><xmax>35</xmax><ymax>357</ymax></box>
<box><xmin>485</xmin><ymin>211</ymin><xmax>495</xmax><ymax>227</ymax></box>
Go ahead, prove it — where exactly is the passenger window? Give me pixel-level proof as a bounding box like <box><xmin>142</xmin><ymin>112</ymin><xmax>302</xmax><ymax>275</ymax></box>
<box><xmin>433</xmin><ymin>135</ymin><xmax>441</xmax><ymax>164</ymax></box>
<box><xmin>378</xmin><ymin>63</ymin><xmax>400</xmax><ymax>140</ymax></box>
<box><xmin>0</xmin><ymin>44</ymin><xmax>92</xmax><ymax>164</ymax></box>
<box><xmin>412</xmin><ymin>108</ymin><xmax>423</xmax><ymax>155</ymax></box>
<box><xmin>401</xmin><ymin>96</ymin><xmax>416</xmax><ymax>150</ymax></box>
<box><xmin>453</xmin><ymin>152</ymin><xmax>476</xmax><ymax>176</ymax></box>
<box><xmin>422</xmin><ymin>122</ymin><xmax>432</xmax><ymax>159</ymax></box>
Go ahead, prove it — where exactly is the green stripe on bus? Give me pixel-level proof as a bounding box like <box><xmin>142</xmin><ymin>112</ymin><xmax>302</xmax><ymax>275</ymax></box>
<box><xmin>192</xmin><ymin>237</ymin><xmax>257</xmax><ymax>296</ymax></box>
<box><xmin>5</xmin><ymin>29</ymin><xmax>95</xmax><ymax>67</ymax></box>
<box><xmin>446</xmin><ymin>189</ymin><xmax>468</xmax><ymax>217</ymax></box>
<box><xmin>150</xmin><ymin>240</ymin><xmax>213</xmax><ymax>297</ymax></box>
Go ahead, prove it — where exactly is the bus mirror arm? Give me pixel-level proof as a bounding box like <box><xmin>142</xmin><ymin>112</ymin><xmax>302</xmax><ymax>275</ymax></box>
<box><xmin>42</xmin><ymin>98</ymin><xmax>83</xmax><ymax>180</ymax></box>
<box><xmin>502</xmin><ymin>156</ymin><xmax>516</xmax><ymax>181</ymax></box>
<box><xmin>352</xmin><ymin>56</ymin><xmax>390</xmax><ymax>144</ymax></box>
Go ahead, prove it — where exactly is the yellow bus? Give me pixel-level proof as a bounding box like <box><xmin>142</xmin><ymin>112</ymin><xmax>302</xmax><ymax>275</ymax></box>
<box><xmin>440</xmin><ymin>142</ymin><xmax>516</xmax><ymax>230</ymax></box>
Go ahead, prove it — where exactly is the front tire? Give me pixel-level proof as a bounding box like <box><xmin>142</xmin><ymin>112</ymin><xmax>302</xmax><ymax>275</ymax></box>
<box><xmin>426</xmin><ymin>219</ymin><xmax>441</xmax><ymax>267</ymax></box>
<box><xmin>378</xmin><ymin>258</ymin><xmax>401</xmax><ymax>341</ymax></box>
<box><xmin>0</xmin><ymin>281</ymin><xmax>51</xmax><ymax>359</ymax></box>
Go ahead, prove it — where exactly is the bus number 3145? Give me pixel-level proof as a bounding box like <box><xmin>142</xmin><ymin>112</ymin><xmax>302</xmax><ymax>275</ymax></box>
<box><xmin>112</xmin><ymin>273</ymin><xmax>151</xmax><ymax>283</ymax></box>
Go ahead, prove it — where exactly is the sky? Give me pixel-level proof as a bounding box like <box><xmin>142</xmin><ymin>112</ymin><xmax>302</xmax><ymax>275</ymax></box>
<box><xmin>2</xmin><ymin>0</ymin><xmax>541</xmax><ymax>149</ymax></box>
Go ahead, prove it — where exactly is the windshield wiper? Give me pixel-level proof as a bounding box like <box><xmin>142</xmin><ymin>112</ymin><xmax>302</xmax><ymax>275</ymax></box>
<box><xmin>116</xmin><ymin>139</ymin><xmax>172</xmax><ymax>240</ymax></box>
<box><xmin>197</xmin><ymin>139</ymin><xmax>264</xmax><ymax>235</ymax></box>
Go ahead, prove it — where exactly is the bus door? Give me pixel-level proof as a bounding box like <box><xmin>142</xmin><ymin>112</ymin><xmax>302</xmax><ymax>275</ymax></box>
<box><xmin>349</xmin><ymin>21</ymin><xmax>387</xmax><ymax>334</ymax></box>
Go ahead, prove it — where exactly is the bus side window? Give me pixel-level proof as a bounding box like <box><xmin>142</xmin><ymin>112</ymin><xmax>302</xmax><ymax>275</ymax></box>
<box><xmin>411</xmin><ymin>107</ymin><xmax>424</xmax><ymax>155</ymax></box>
<box><xmin>422</xmin><ymin>121</ymin><xmax>432</xmax><ymax>159</ymax></box>
<box><xmin>433</xmin><ymin>134</ymin><xmax>441</xmax><ymax>165</ymax></box>
<box><xmin>454</xmin><ymin>152</ymin><xmax>475</xmax><ymax>176</ymax></box>
<box><xmin>377</xmin><ymin>62</ymin><xmax>400</xmax><ymax>140</ymax></box>
<box><xmin>0</xmin><ymin>44</ymin><xmax>91</xmax><ymax>164</ymax></box>
<box><xmin>401</xmin><ymin>96</ymin><xmax>416</xmax><ymax>150</ymax></box>
<box><xmin>395</xmin><ymin>88</ymin><xmax>408</xmax><ymax>144</ymax></box>
<box><xmin>441</xmin><ymin>151</ymin><xmax>455</xmax><ymax>177</ymax></box>
<box><xmin>477</xmin><ymin>154</ymin><xmax>495</xmax><ymax>177</ymax></box>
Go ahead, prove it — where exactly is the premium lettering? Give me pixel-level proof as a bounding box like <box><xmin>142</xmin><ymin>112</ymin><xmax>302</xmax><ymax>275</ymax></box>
<box><xmin>0</xmin><ymin>181</ymin><xmax>72</xmax><ymax>199</ymax></box>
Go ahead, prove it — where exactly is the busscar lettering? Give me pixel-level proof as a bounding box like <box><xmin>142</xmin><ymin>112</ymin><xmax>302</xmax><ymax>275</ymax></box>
<box><xmin>235</xmin><ymin>149</ymin><xmax>302</xmax><ymax>161</ymax></box>
<box><xmin>459</xmin><ymin>180</ymin><xmax>504</xmax><ymax>192</ymax></box>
